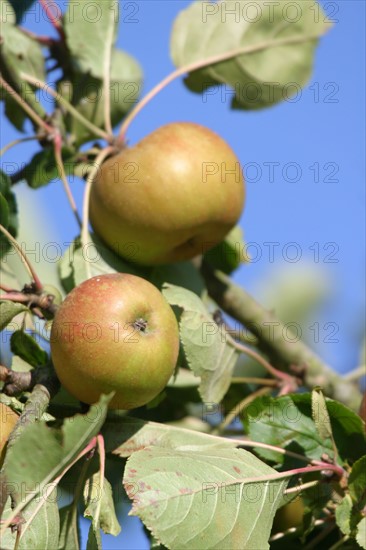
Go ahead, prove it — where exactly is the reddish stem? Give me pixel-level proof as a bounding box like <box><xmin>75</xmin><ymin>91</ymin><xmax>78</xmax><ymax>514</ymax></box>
<box><xmin>20</xmin><ymin>27</ymin><xmax>55</xmax><ymax>46</ymax></box>
<box><xmin>39</xmin><ymin>0</ymin><xmax>66</xmax><ymax>40</ymax></box>
<box><xmin>0</xmin><ymin>283</ymin><xmax>14</xmax><ymax>292</ymax></box>
<box><xmin>240</xmin><ymin>462</ymin><xmax>345</xmax><ymax>487</ymax></box>
<box><xmin>0</xmin><ymin>292</ymin><xmax>29</xmax><ymax>303</ymax></box>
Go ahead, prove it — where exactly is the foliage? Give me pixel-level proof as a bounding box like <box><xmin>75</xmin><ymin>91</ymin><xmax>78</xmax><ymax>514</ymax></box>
<box><xmin>0</xmin><ymin>1</ymin><xmax>364</xmax><ymax>550</ymax></box>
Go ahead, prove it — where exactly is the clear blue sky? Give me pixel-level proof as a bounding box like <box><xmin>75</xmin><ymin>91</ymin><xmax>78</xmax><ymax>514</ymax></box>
<box><xmin>1</xmin><ymin>2</ymin><xmax>365</xmax><ymax>548</ymax></box>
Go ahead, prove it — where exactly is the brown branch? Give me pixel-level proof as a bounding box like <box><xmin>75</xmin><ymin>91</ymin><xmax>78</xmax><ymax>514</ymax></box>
<box><xmin>0</xmin><ymin>369</ymin><xmax>60</xmax><ymax>522</ymax></box>
<box><xmin>201</xmin><ymin>263</ymin><xmax>362</xmax><ymax>410</ymax></box>
<box><xmin>0</xmin><ymin>286</ymin><xmax>59</xmax><ymax>318</ymax></box>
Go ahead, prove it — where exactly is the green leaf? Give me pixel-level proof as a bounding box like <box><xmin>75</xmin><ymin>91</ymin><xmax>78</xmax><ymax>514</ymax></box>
<box><xmin>0</xmin><ymin>301</ymin><xmax>28</xmax><ymax>330</ymax></box>
<box><xmin>1</xmin><ymin>1</ymin><xmax>43</xmax><ymax>75</ymax></box>
<box><xmin>1</xmin><ymin>1</ymin><xmax>16</xmax><ymax>24</ymax></box>
<box><xmin>171</xmin><ymin>0</ymin><xmax>331</xmax><ymax>110</ymax></box>
<box><xmin>7</xmin><ymin>0</ymin><xmax>36</xmax><ymax>23</ymax></box>
<box><xmin>0</xmin><ymin>10</ymin><xmax>45</xmax><ymax>129</ymax></box>
<box><xmin>64</xmin><ymin>0</ymin><xmax>118</xmax><ymax>78</ymax></box>
<box><xmin>4</xmin><ymin>395</ymin><xmax>112</xmax><ymax>508</ymax></box>
<box><xmin>292</xmin><ymin>393</ymin><xmax>366</xmax><ymax>462</ymax></box>
<box><xmin>244</xmin><ymin>394</ymin><xmax>334</xmax><ymax>464</ymax></box>
<box><xmin>203</xmin><ymin>225</ymin><xmax>249</xmax><ymax>274</ymax></box>
<box><xmin>245</xmin><ymin>394</ymin><xmax>366</xmax><ymax>465</ymax></box>
<box><xmin>311</xmin><ymin>387</ymin><xmax>334</xmax><ymax>451</ymax></box>
<box><xmin>84</xmin><ymin>474</ymin><xmax>121</xmax><ymax>536</ymax></box>
<box><xmin>86</xmin><ymin>522</ymin><xmax>102</xmax><ymax>550</ymax></box>
<box><xmin>105</xmin><ymin>417</ymin><xmax>239</xmax><ymax>457</ymax></box>
<box><xmin>0</xmin><ymin>192</ymin><xmax>9</xmax><ymax>229</ymax></box>
<box><xmin>10</xmin><ymin>330</ymin><xmax>48</xmax><ymax>367</ymax></box>
<box><xmin>163</xmin><ymin>284</ymin><xmax>239</xmax><ymax>403</ymax></box>
<box><xmin>0</xmin><ymin>170</ymin><xmax>18</xmax><ymax>258</ymax></box>
<box><xmin>1</xmin><ymin>488</ymin><xmax>60</xmax><ymax>550</ymax></box>
<box><xmin>150</xmin><ymin>261</ymin><xmax>205</xmax><ymax>296</ymax></box>
<box><xmin>60</xmin><ymin>49</ymin><xmax>142</xmax><ymax>146</ymax></box>
<box><xmin>124</xmin><ymin>445</ymin><xmax>287</xmax><ymax>550</ymax></box>
<box><xmin>58</xmin><ymin>505</ymin><xmax>80</xmax><ymax>550</ymax></box>
<box><xmin>21</xmin><ymin>148</ymin><xmax>76</xmax><ymax>189</ymax></box>
<box><xmin>59</xmin><ymin>234</ymin><xmax>144</xmax><ymax>293</ymax></box>
<box><xmin>356</xmin><ymin>517</ymin><xmax>366</xmax><ymax>549</ymax></box>
<box><xmin>349</xmin><ymin>456</ymin><xmax>366</xmax><ymax>510</ymax></box>
<box><xmin>335</xmin><ymin>494</ymin><xmax>353</xmax><ymax>537</ymax></box>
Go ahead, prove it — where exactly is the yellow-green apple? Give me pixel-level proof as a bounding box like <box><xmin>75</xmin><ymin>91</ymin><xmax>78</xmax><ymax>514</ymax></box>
<box><xmin>272</xmin><ymin>497</ymin><xmax>305</xmax><ymax>533</ymax></box>
<box><xmin>89</xmin><ymin>122</ymin><xmax>245</xmax><ymax>265</ymax></box>
<box><xmin>0</xmin><ymin>403</ymin><xmax>18</xmax><ymax>466</ymax></box>
<box><xmin>50</xmin><ymin>273</ymin><xmax>179</xmax><ymax>409</ymax></box>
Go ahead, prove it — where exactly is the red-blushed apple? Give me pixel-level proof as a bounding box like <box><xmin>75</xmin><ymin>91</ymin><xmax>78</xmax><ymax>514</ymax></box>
<box><xmin>50</xmin><ymin>273</ymin><xmax>179</xmax><ymax>409</ymax></box>
<box><xmin>0</xmin><ymin>403</ymin><xmax>19</xmax><ymax>467</ymax></box>
<box><xmin>89</xmin><ymin>122</ymin><xmax>245</xmax><ymax>265</ymax></box>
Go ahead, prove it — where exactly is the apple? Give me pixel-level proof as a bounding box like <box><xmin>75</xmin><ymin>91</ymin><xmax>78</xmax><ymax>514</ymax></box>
<box><xmin>0</xmin><ymin>403</ymin><xmax>19</xmax><ymax>467</ymax></box>
<box><xmin>50</xmin><ymin>273</ymin><xmax>179</xmax><ymax>409</ymax></box>
<box><xmin>89</xmin><ymin>122</ymin><xmax>245</xmax><ymax>265</ymax></box>
<box><xmin>272</xmin><ymin>497</ymin><xmax>305</xmax><ymax>533</ymax></box>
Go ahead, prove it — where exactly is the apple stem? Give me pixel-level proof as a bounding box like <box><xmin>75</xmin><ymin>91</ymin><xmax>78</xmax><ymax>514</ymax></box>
<box><xmin>81</xmin><ymin>146</ymin><xmax>116</xmax><ymax>279</ymax></box>
<box><xmin>116</xmin><ymin>32</ymin><xmax>327</xmax><ymax>142</ymax></box>
<box><xmin>0</xmin><ymin>224</ymin><xmax>43</xmax><ymax>291</ymax></box>
<box><xmin>53</xmin><ymin>133</ymin><xmax>82</xmax><ymax>228</ymax></box>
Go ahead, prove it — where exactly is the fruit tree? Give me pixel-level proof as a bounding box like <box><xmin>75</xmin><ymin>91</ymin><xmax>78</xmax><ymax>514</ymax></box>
<box><xmin>0</xmin><ymin>1</ymin><xmax>365</xmax><ymax>549</ymax></box>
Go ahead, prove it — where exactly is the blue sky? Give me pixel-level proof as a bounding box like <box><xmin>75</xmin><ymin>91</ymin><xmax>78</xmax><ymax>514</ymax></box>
<box><xmin>1</xmin><ymin>2</ymin><xmax>365</xmax><ymax>547</ymax></box>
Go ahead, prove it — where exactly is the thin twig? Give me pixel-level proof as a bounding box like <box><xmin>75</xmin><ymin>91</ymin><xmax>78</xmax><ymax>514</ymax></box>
<box><xmin>269</xmin><ymin>518</ymin><xmax>330</xmax><ymax>542</ymax></box>
<box><xmin>229</xmin><ymin>335</ymin><xmax>298</xmax><ymax>387</ymax></box>
<box><xmin>39</xmin><ymin>0</ymin><xmax>65</xmax><ymax>39</ymax></box>
<box><xmin>284</xmin><ymin>480</ymin><xmax>320</xmax><ymax>495</ymax></box>
<box><xmin>0</xmin><ymin>136</ymin><xmax>41</xmax><ymax>158</ymax></box>
<box><xmin>303</xmin><ymin>522</ymin><xmax>337</xmax><ymax>550</ymax></box>
<box><xmin>103</xmin><ymin>18</ymin><xmax>115</xmax><ymax>135</ymax></box>
<box><xmin>0</xmin><ymin>282</ymin><xmax>14</xmax><ymax>292</ymax></box>
<box><xmin>0</xmin><ymin>436</ymin><xmax>97</xmax><ymax>536</ymax></box>
<box><xmin>201</xmin><ymin>263</ymin><xmax>362</xmax><ymax>410</ymax></box>
<box><xmin>212</xmin><ymin>386</ymin><xmax>271</xmax><ymax>434</ymax></box>
<box><xmin>343</xmin><ymin>365</ymin><xmax>366</xmax><ymax>382</ymax></box>
<box><xmin>94</xmin><ymin>435</ymin><xmax>105</xmax><ymax>529</ymax></box>
<box><xmin>0</xmin><ymin>224</ymin><xmax>43</xmax><ymax>291</ymax></box>
<box><xmin>53</xmin><ymin>134</ymin><xmax>82</xmax><ymax>228</ymax></box>
<box><xmin>21</xmin><ymin>73</ymin><xmax>112</xmax><ymax>142</ymax></box>
<box><xmin>81</xmin><ymin>147</ymin><xmax>115</xmax><ymax>279</ymax></box>
<box><xmin>231</xmin><ymin>377</ymin><xmax>278</xmax><ymax>386</ymax></box>
<box><xmin>237</xmin><ymin>439</ymin><xmax>316</xmax><ymax>465</ymax></box>
<box><xmin>20</xmin><ymin>446</ymin><xmax>92</xmax><ymax>543</ymax></box>
<box><xmin>0</xmin><ymin>76</ymin><xmax>52</xmax><ymax>135</ymax></box>
<box><xmin>117</xmin><ymin>32</ymin><xmax>326</xmax><ymax>141</ymax></box>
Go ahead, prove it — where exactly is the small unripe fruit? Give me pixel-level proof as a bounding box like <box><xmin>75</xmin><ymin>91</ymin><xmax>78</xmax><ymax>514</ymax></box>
<box><xmin>50</xmin><ymin>273</ymin><xmax>179</xmax><ymax>409</ymax></box>
<box><xmin>272</xmin><ymin>498</ymin><xmax>305</xmax><ymax>533</ymax></box>
<box><xmin>90</xmin><ymin>122</ymin><xmax>245</xmax><ymax>265</ymax></box>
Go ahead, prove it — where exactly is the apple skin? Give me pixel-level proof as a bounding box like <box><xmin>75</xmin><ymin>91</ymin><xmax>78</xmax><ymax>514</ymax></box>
<box><xmin>272</xmin><ymin>497</ymin><xmax>305</xmax><ymax>533</ymax></box>
<box><xmin>0</xmin><ymin>403</ymin><xmax>19</xmax><ymax>467</ymax></box>
<box><xmin>89</xmin><ymin>122</ymin><xmax>245</xmax><ymax>265</ymax></box>
<box><xmin>50</xmin><ymin>273</ymin><xmax>179</xmax><ymax>409</ymax></box>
